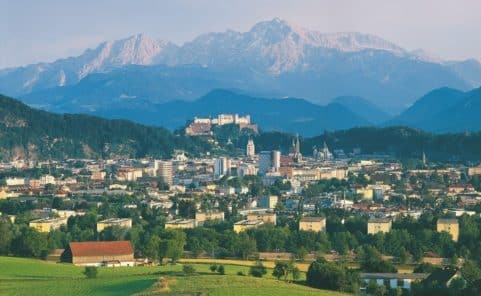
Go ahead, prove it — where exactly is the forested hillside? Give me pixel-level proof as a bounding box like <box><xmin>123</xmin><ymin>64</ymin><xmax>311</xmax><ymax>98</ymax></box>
<box><xmin>0</xmin><ymin>95</ymin><xmax>210</xmax><ymax>160</ymax></box>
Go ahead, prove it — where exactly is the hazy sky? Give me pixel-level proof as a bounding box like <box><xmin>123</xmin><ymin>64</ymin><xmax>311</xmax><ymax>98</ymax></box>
<box><xmin>1</xmin><ymin>0</ymin><xmax>480</xmax><ymax>69</ymax></box>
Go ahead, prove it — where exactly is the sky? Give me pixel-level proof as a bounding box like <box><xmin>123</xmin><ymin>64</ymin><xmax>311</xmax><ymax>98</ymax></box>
<box><xmin>1</xmin><ymin>0</ymin><xmax>481</xmax><ymax>69</ymax></box>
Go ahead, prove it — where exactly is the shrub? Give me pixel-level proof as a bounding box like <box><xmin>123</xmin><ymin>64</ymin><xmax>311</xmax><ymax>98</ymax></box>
<box><xmin>182</xmin><ymin>264</ymin><xmax>196</xmax><ymax>275</ymax></box>
<box><xmin>249</xmin><ymin>261</ymin><xmax>267</xmax><ymax>278</ymax></box>
<box><xmin>210</xmin><ymin>264</ymin><xmax>218</xmax><ymax>273</ymax></box>
<box><xmin>217</xmin><ymin>264</ymin><xmax>225</xmax><ymax>275</ymax></box>
<box><xmin>83</xmin><ymin>266</ymin><xmax>98</xmax><ymax>279</ymax></box>
<box><xmin>237</xmin><ymin>271</ymin><xmax>245</xmax><ymax>276</ymax></box>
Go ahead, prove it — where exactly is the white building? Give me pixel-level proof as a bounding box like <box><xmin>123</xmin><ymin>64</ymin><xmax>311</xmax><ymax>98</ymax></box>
<box><xmin>157</xmin><ymin>161</ymin><xmax>173</xmax><ymax>185</ymax></box>
<box><xmin>246</xmin><ymin>139</ymin><xmax>255</xmax><ymax>157</ymax></box>
<box><xmin>214</xmin><ymin>157</ymin><xmax>230</xmax><ymax>178</ymax></box>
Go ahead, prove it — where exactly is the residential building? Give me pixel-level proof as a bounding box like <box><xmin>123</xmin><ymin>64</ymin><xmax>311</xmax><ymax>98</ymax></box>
<box><xmin>368</xmin><ymin>218</ymin><xmax>392</xmax><ymax>234</ymax></box>
<box><xmin>233</xmin><ymin>219</ymin><xmax>264</xmax><ymax>233</ymax></box>
<box><xmin>299</xmin><ymin>217</ymin><xmax>326</xmax><ymax>232</ymax></box>
<box><xmin>214</xmin><ymin>157</ymin><xmax>230</xmax><ymax>178</ymax></box>
<box><xmin>247</xmin><ymin>212</ymin><xmax>277</xmax><ymax>225</ymax></box>
<box><xmin>165</xmin><ymin>219</ymin><xmax>196</xmax><ymax>229</ymax></box>
<box><xmin>259</xmin><ymin>151</ymin><xmax>272</xmax><ymax>175</ymax></box>
<box><xmin>195</xmin><ymin>211</ymin><xmax>225</xmax><ymax>226</ymax></box>
<box><xmin>29</xmin><ymin>217</ymin><xmax>67</xmax><ymax>233</ymax></box>
<box><xmin>437</xmin><ymin>218</ymin><xmax>459</xmax><ymax>242</ymax></box>
<box><xmin>259</xmin><ymin>195</ymin><xmax>278</xmax><ymax>209</ymax></box>
<box><xmin>96</xmin><ymin>218</ymin><xmax>133</xmax><ymax>232</ymax></box>
<box><xmin>157</xmin><ymin>161</ymin><xmax>173</xmax><ymax>185</ymax></box>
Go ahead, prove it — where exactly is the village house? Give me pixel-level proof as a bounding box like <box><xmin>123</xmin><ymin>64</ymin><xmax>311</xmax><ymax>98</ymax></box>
<box><xmin>61</xmin><ymin>241</ymin><xmax>135</xmax><ymax>267</ymax></box>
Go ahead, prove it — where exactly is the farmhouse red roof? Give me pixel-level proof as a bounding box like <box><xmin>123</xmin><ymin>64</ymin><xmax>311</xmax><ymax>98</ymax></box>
<box><xmin>69</xmin><ymin>241</ymin><xmax>133</xmax><ymax>257</ymax></box>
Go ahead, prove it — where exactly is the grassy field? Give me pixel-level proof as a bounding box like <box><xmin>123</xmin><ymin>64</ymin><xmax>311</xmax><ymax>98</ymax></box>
<box><xmin>0</xmin><ymin>256</ymin><xmax>346</xmax><ymax>296</ymax></box>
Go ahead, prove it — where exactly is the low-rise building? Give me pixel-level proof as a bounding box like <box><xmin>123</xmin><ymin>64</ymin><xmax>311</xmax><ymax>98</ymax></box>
<box><xmin>259</xmin><ymin>195</ymin><xmax>278</xmax><ymax>209</ymax></box>
<box><xmin>361</xmin><ymin>273</ymin><xmax>428</xmax><ymax>291</ymax></box>
<box><xmin>61</xmin><ymin>241</ymin><xmax>135</xmax><ymax>267</ymax></box>
<box><xmin>367</xmin><ymin>218</ymin><xmax>392</xmax><ymax>234</ymax></box>
<box><xmin>96</xmin><ymin>218</ymin><xmax>132</xmax><ymax>232</ymax></box>
<box><xmin>165</xmin><ymin>219</ymin><xmax>196</xmax><ymax>229</ymax></box>
<box><xmin>29</xmin><ymin>217</ymin><xmax>67</xmax><ymax>233</ymax></box>
<box><xmin>247</xmin><ymin>212</ymin><xmax>277</xmax><ymax>225</ymax></box>
<box><xmin>437</xmin><ymin>218</ymin><xmax>459</xmax><ymax>242</ymax></box>
<box><xmin>195</xmin><ymin>211</ymin><xmax>225</xmax><ymax>226</ymax></box>
<box><xmin>299</xmin><ymin>217</ymin><xmax>326</xmax><ymax>232</ymax></box>
<box><xmin>233</xmin><ymin>219</ymin><xmax>264</xmax><ymax>233</ymax></box>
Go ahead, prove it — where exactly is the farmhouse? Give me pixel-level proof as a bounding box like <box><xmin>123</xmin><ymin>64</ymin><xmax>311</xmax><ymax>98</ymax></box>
<box><xmin>61</xmin><ymin>241</ymin><xmax>135</xmax><ymax>267</ymax></box>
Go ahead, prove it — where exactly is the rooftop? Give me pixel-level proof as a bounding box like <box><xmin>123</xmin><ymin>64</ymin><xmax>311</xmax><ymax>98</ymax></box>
<box><xmin>69</xmin><ymin>241</ymin><xmax>133</xmax><ymax>257</ymax></box>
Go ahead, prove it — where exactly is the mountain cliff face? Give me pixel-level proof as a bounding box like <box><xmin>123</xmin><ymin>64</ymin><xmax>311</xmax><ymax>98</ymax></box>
<box><xmin>0</xmin><ymin>34</ymin><xmax>176</xmax><ymax>96</ymax></box>
<box><xmin>1</xmin><ymin>18</ymin><xmax>480</xmax><ymax>114</ymax></box>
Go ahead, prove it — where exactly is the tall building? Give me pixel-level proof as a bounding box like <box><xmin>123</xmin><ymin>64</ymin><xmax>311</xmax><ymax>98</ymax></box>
<box><xmin>246</xmin><ymin>139</ymin><xmax>255</xmax><ymax>157</ymax></box>
<box><xmin>157</xmin><ymin>161</ymin><xmax>173</xmax><ymax>185</ymax></box>
<box><xmin>259</xmin><ymin>151</ymin><xmax>272</xmax><ymax>175</ymax></box>
<box><xmin>271</xmin><ymin>150</ymin><xmax>281</xmax><ymax>172</ymax></box>
<box><xmin>214</xmin><ymin>157</ymin><xmax>230</xmax><ymax>178</ymax></box>
<box><xmin>259</xmin><ymin>150</ymin><xmax>281</xmax><ymax>175</ymax></box>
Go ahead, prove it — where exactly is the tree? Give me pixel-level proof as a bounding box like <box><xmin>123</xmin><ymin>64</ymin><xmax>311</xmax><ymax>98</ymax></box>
<box><xmin>237</xmin><ymin>233</ymin><xmax>257</xmax><ymax>260</ymax></box>
<box><xmin>165</xmin><ymin>230</ymin><xmax>186</xmax><ymax>263</ymax></box>
<box><xmin>158</xmin><ymin>240</ymin><xmax>169</xmax><ymax>264</ymax></box>
<box><xmin>217</xmin><ymin>264</ymin><xmax>225</xmax><ymax>275</ymax></box>
<box><xmin>11</xmin><ymin>227</ymin><xmax>50</xmax><ymax>258</ymax></box>
<box><xmin>144</xmin><ymin>235</ymin><xmax>160</xmax><ymax>262</ymax></box>
<box><xmin>0</xmin><ymin>220</ymin><xmax>13</xmax><ymax>255</ymax></box>
<box><xmin>360</xmin><ymin>245</ymin><xmax>397</xmax><ymax>273</ymax></box>
<box><xmin>306</xmin><ymin>258</ymin><xmax>359</xmax><ymax>292</ymax></box>
<box><xmin>83</xmin><ymin>266</ymin><xmax>98</xmax><ymax>279</ymax></box>
<box><xmin>249</xmin><ymin>261</ymin><xmax>267</xmax><ymax>278</ymax></box>
<box><xmin>273</xmin><ymin>261</ymin><xmax>289</xmax><ymax>280</ymax></box>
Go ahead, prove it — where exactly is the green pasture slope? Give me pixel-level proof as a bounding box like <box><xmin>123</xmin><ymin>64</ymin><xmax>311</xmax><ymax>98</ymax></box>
<box><xmin>0</xmin><ymin>257</ymin><xmax>346</xmax><ymax>296</ymax></box>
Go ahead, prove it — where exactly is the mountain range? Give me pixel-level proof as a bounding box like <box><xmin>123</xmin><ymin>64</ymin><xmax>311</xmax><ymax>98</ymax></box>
<box><xmin>2</xmin><ymin>93</ymin><xmax>481</xmax><ymax>162</ymax></box>
<box><xmin>2</xmin><ymin>18</ymin><xmax>481</xmax><ymax>116</ymax></box>
<box><xmin>85</xmin><ymin>89</ymin><xmax>370</xmax><ymax>137</ymax></box>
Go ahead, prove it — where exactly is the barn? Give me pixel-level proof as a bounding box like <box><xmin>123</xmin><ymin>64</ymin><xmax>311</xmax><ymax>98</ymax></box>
<box><xmin>61</xmin><ymin>241</ymin><xmax>135</xmax><ymax>267</ymax></box>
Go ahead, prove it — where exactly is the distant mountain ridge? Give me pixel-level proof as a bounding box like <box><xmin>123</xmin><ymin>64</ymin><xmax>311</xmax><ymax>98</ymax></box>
<box><xmin>2</xmin><ymin>18</ymin><xmax>481</xmax><ymax>114</ymax></box>
<box><xmin>387</xmin><ymin>86</ymin><xmax>481</xmax><ymax>133</ymax></box>
<box><xmin>86</xmin><ymin>89</ymin><xmax>371</xmax><ymax>136</ymax></box>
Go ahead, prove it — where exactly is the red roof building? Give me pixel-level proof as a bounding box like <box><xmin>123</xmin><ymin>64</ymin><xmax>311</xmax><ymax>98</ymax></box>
<box><xmin>61</xmin><ymin>241</ymin><xmax>135</xmax><ymax>267</ymax></box>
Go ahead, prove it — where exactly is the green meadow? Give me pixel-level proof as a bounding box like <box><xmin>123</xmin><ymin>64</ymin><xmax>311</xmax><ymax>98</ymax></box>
<box><xmin>0</xmin><ymin>256</ymin><xmax>346</xmax><ymax>296</ymax></box>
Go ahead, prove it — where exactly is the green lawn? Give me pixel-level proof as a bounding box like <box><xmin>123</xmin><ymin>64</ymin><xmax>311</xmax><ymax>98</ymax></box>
<box><xmin>0</xmin><ymin>256</ymin><xmax>347</xmax><ymax>296</ymax></box>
